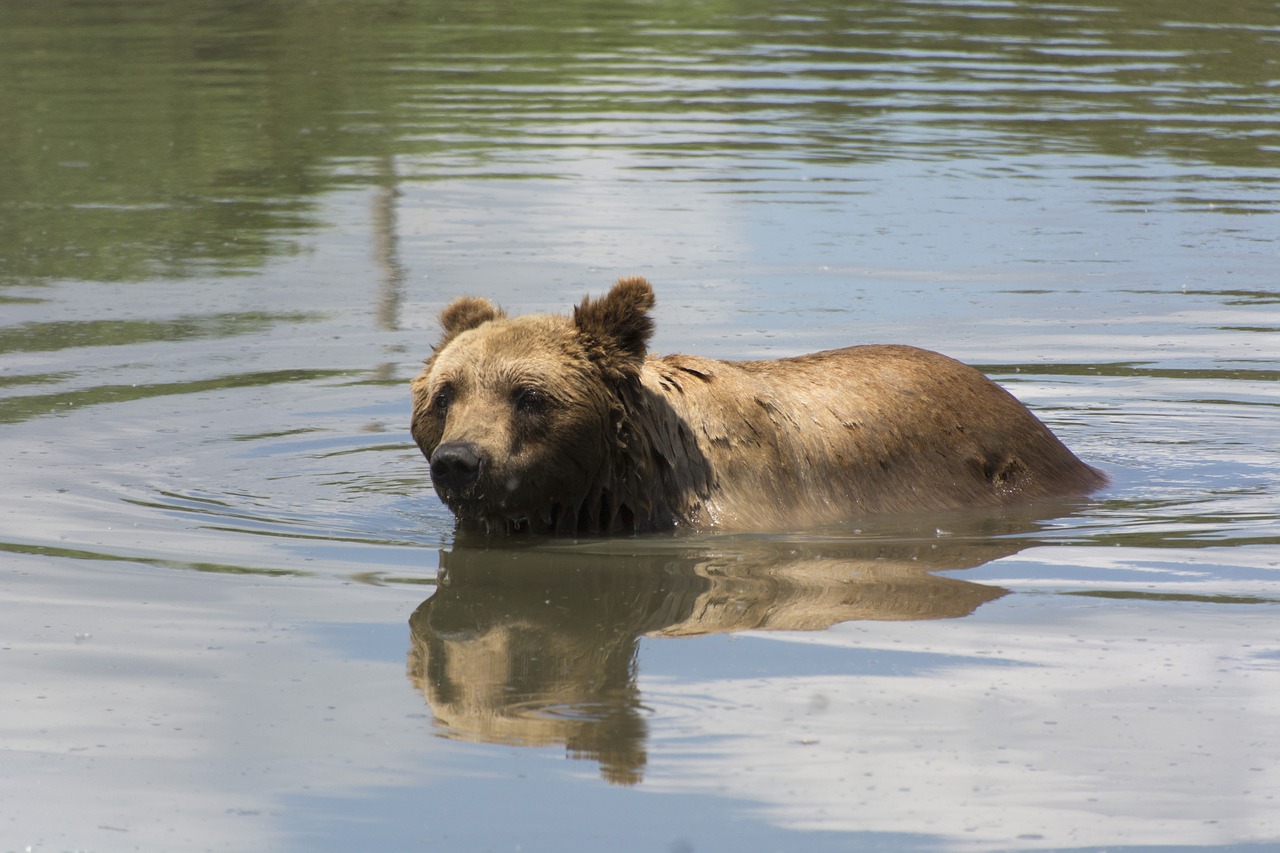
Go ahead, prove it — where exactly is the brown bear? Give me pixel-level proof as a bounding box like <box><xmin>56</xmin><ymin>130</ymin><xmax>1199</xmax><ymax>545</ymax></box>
<box><xmin>410</xmin><ymin>276</ymin><xmax>1106</xmax><ymax>535</ymax></box>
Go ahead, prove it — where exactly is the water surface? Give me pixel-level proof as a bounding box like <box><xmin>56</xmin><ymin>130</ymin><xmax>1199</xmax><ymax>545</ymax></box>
<box><xmin>2</xmin><ymin>1</ymin><xmax>1278</xmax><ymax>851</ymax></box>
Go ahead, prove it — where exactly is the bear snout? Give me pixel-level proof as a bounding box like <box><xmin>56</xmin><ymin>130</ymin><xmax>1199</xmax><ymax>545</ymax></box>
<box><xmin>430</xmin><ymin>441</ymin><xmax>484</xmax><ymax>494</ymax></box>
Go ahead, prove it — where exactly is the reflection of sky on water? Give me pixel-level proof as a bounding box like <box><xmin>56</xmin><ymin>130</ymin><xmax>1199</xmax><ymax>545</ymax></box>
<box><xmin>641</xmin><ymin>601</ymin><xmax>1280</xmax><ymax>850</ymax></box>
<box><xmin>392</xmin><ymin>150</ymin><xmax>1280</xmax><ymax>364</ymax></box>
<box><xmin>11</xmin><ymin>555</ymin><xmax>1275</xmax><ymax>851</ymax></box>
<box><xmin>992</xmin><ymin>546</ymin><xmax>1280</xmax><ymax>591</ymax></box>
<box><xmin>2</xmin><ymin>562</ymin><xmax>426</xmax><ymax>851</ymax></box>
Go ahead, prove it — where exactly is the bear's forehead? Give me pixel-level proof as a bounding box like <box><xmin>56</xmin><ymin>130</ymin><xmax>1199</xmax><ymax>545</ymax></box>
<box><xmin>432</xmin><ymin>315</ymin><xmax>585</xmax><ymax>383</ymax></box>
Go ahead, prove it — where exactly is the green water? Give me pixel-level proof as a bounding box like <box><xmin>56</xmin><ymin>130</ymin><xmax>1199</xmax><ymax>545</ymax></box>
<box><xmin>2</xmin><ymin>2</ymin><xmax>1278</xmax><ymax>851</ymax></box>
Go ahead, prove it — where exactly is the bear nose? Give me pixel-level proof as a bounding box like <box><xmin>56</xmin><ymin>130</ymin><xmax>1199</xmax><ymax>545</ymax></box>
<box><xmin>430</xmin><ymin>441</ymin><xmax>483</xmax><ymax>492</ymax></box>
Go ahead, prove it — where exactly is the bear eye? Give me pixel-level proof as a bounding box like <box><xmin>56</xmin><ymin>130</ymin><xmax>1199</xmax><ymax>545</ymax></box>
<box><xmin>512</xmin><ymin>386</ymin><xmax>550</xmax><ymax>416</ymax></box>
<box><xmin>431</xmin><ymin>385</ymin><xmax>453</xmax><ymax>416</ymax></box>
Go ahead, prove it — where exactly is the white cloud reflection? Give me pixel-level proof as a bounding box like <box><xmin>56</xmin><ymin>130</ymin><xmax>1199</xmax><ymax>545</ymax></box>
<box><xmin>1</xmin><ymin>558</ymin><xmax>440</xmax><ymax>852</ymax></box>
<box><xmin>640</xmin><ymin>593</ymin><xmax>1280</xmax><ymax>850</ymax></box>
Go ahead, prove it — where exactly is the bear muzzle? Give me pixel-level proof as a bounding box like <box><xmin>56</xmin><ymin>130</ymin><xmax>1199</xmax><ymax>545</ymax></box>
<box><xmin>430</xmin><ymin>441</ymin><xmax>484</xmax><ymax>496</ymax></box>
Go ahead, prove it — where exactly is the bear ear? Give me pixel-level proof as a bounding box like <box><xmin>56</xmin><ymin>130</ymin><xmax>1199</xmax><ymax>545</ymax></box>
<box><xmin>436</xmin><ymin>296</ymin><xmax>505</xmax><ymax>349</ymax></box>
<box><xmin>573</xmin><ymin>276</ymin><xmax>655</xmax><ymax>370</ymax></box>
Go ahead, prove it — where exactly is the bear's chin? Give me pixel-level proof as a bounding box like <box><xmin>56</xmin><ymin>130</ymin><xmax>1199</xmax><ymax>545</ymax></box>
<box><xmin>443</xmin><ymin>497</ymin><xmax>566</xmax><ymax>537</ymax></box>
<box><xmin>443</xmin><ymin>491</ymin><xmax>645</xmax><ymax>537</ymax></box>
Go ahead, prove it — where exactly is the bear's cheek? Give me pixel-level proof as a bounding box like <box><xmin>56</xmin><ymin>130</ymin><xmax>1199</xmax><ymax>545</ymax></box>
<box><xmin>499</xmin><ymin>412</ymin><xmax>610</xmax><ymax>495</ymax></box>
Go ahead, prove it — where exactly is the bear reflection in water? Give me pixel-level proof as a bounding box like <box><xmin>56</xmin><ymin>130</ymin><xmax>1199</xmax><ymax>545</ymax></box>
<box><xmin>405</xmin><ymin>511</ymin><xmax>1070</xmax><ymax>785</ymax></box>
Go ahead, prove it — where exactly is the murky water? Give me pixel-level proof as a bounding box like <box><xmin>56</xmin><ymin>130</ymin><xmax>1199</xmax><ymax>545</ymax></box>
<box><xmin>3</xmin><ymin>1</ymin><xmax>1278</xmax><ymax>850</ymax></box>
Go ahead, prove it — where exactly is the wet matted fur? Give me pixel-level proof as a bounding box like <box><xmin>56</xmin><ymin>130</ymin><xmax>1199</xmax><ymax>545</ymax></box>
<box><xmin>410</xmin><ymin>277</ymin><xmax>1106</xmax><ymax>535</ymax></box>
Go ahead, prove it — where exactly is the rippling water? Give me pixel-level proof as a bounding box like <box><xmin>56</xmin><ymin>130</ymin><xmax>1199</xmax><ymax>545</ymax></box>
<box><xmin>3</xmin><ymin>1</ymin><xmax>1279</xmax><ymax>851</ymax></box>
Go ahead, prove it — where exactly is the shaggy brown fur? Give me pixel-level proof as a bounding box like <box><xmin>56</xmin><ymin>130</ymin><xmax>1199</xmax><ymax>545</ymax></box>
<box><xmin>410</xmin><ymin>277</ymin><xmax>1106</xmax><ymax>534</ymax></box>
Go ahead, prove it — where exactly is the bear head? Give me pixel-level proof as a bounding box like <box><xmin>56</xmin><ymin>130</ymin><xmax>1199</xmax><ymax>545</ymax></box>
<box><xmin>410</xmin><ymin>276</ymin><xmax>656</xmax><ymax>535</ymax></box>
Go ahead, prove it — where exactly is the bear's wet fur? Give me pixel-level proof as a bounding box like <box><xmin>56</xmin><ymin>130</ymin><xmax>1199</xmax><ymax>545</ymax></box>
<box><xmin>410</xmin><ymin>277</ymin><xmax>1106</xmax><ymax>535</ymax></box>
